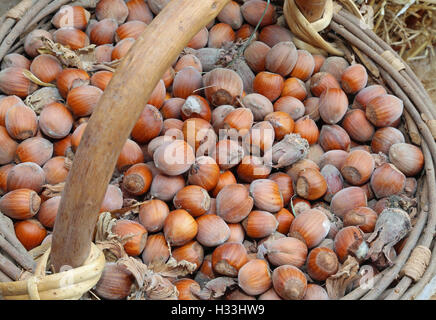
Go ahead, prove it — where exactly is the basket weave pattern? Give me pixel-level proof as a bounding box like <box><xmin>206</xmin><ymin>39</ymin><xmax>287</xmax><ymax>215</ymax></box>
<box><xmin>0</xmin><ymin>243</ymin><xmax>105</xmax><ymax>300</ymax></box>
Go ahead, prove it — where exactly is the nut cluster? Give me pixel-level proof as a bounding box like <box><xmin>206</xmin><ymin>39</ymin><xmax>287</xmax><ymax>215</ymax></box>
<box><xmin>0</xmin><ymin>0</ymin><xmax>423</xmax><ymax>300</ymax></box>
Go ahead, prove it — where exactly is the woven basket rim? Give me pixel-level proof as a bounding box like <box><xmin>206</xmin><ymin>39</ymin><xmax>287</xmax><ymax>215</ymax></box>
<box><xmin>0</xmin><ymin>243</ymin><xmax>105</xmax><ymax>300</ymax></box>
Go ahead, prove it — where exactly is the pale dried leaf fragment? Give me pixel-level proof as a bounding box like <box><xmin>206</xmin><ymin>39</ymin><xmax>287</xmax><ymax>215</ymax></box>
<box><xmin>367</xmin><ymin>208</ymin><xmax>411</xmax><ymax>265</ymax></box>
<box><xmin>38</xmin><ymin>37</ymin><xmax>86</xmax><ymax>69</ymax></box>
<box><xmin>256</xmin><ymin>242</ymin><xmax>269</xmax><ymax>259</ymax></box>
<box><xmin>264</xmin><ymin>134</ymin><xmax>309</xmax><ymax>168</ymax></box>
<box><xmin>192</xmin><ymin>277</ymin><xmax>238</xmax><ymax>300</ymax></box>
<box><xmin>41</xmin><ymin>182</ymin><xmax>65</xmax><ymax>199</ymax></box>
<box><xmin>24</xmin><ymin>87</ymin><xmax>63</xmax><ymax>115</ymax></box>
<box><xmin>95</xmin><ymin>212</ymin><xmax>118</xmax><ymax>243</ymax></box>
<box><xmin>118</xmin><ymin>256</ymin><xmax>149</xmax><ymax>287</ymax></box>
<box><xmin>38</xmin><ymin>37</ymin><xmax>102</xmax><ymax>71</ymax></box>
<box><xmin>118</xmin><ymin>256</ymin><xmax>178</xmax><ymax>300</ymax></box>
<box><xmin>95</xmin><ymin>239</ymin><xmax>126</xmax><ymax>262</ymax></box>
<box><xmin>22</xmin><ymin>70</ymin><xmax>56</xmax><ymax>88</ymax></box>
<box><xmin>148</xmin><ymin>256</ymin><xmax>197</xmax><ymax>278</ymax></box>
<box><xmin>243</xmin><ymin>239</ymin><xmax>258</xmax><ymax>254</ymax></box>
<box><xmin>96</xmin><ymin>236</ymin><xmax>179</xmax><ymax>300</ymax></box>
<box><xmin>206</xmin><ymin>277</ymin><xmax>238</xmax><ymax>298</ymax></box>
<box><xmin>97</xmin><ymin>229</ymin><xmax>152</xmax><ymax>261</ymax></box>
<box><xmin>373</xmin><ymin>152</ymin><xmax>389</xmax><ymax>168</ymax></box>
<box><xmin>75</xmin><ymin>45</ymin><xmax>98</xmax><ymax>71</ymax></box>
<box><xmin>142</xmin><ymin>275</ymin><xmax>178</xmax><ymax>300</ymax></box>
<box><xmin>326</xmin><ymin>256</ymin><xmax>360</xmax><ymax>299</ymax></box>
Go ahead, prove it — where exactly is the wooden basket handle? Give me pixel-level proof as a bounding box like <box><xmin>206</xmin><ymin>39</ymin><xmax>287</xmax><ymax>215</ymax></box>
<box><xmin>50</xmin><ymin>0</ymin><xmax>231</xmax><ymax>271</ymax></box>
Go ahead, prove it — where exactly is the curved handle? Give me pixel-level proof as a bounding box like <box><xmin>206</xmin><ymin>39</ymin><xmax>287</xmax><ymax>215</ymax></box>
<box><xmin>51</xmin><ymin>0</ymin><xmax>231</xmax><ymax>271</ymax></box>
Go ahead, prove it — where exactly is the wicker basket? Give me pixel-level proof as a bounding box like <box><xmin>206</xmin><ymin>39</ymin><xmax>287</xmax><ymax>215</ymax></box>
<box><xmin>0</xmin><ymin>242</ymin><xmax>105</xmax><ymax>300</ymax></box>
<box><xmin>0</xmin><ymin>0</ymin><xmax>434</xmax><ymax>300</ymax></box>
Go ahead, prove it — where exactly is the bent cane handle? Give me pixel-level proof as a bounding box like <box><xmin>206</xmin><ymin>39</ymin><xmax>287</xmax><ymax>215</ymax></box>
<box><xmin>51</xmin><ymin>0</ymin><xmax>231</xmax><ymax>271</ymax></box>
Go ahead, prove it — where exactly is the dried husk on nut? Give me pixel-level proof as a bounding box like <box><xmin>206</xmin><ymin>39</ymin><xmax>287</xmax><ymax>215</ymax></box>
<box><xmin>325</xmin><ymin>256</ymin><xmax>359</xmax><ymax>300</ymax></box>
<box><xmin>96</xmin><ymin>228</ymin><xmax>198</xmax><ymax>300</ymax></box>
<box><xmin>264</xmin><ymin>133</ymin><xmax>309</xmax><ymax>168</ymax></box>
<box><xmin>41</xmin><ymin>182</ymin><xmax>65</xmax><ymax>200</ymax></box>
<box><xmin>366</xmin><ymin>208</ymin><xmax>411</xmax><ymax>265</ymax></box>
<box><xmin>24</xmin><ymin>87</ymin><xmax>63</xmax><ymax>115</ymax></box>
<box><xmin>38</xmin><ymin>37</ymin><xmax>112</xmax><ymax>72</ymax></box>
<box><xmin>93</xmin><ymin>246</ymin><xmax>176</xmax><ymax>301</ymax></box>
<box><xmin>191</xmin><ymin>277</ymin><xmax>238</xmax><ymax>300</ymax></box>
<box><xmin>122</xmin><ymin>256</ymin><xmax>180</xmax><ymax>300</ymax></box>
